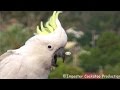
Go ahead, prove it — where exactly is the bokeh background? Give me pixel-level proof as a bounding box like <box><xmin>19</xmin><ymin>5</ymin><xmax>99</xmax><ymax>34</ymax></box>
<box><xmin>0</xmin><ymin>11</ymin><xmax>120</xmax><ymax>79</ymax></box>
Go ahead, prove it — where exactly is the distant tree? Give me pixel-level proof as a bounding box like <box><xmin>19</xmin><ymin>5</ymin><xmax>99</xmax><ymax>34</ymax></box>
<box><xmin>79</xmin><ymin>31</ymin><xmax>120</xmax><ymax>73</ymax></box>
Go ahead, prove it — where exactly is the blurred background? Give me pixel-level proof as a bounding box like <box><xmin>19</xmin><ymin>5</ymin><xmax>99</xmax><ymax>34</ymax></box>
<box><xmin>0</xmin><ymin>11</ymin><xmax>120</xmax><ymax>79</ymax></box>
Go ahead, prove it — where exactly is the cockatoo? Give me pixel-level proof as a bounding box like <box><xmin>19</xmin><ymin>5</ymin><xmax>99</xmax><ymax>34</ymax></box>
<box><xmin>0</xmin><ymin>11</ymin><xmax>68</xmax><ymax>79</ymax></box>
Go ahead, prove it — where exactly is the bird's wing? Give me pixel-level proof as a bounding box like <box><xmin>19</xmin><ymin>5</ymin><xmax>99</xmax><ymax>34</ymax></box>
<box><xmin>0</xmin><ymin>50</ymin><xmax>42</xmax><ymax>79</ymax></box>
<box><xmin>0</xmin><ymin>50</ymin><xmax>15</xmax><ymax>61</ymax></box>
<box><xmin>0</xmin><ymin>50</ymin><xmax>25</xmax><ymax>79</ymax></box>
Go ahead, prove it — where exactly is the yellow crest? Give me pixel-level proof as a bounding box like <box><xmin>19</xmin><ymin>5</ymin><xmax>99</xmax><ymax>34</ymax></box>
<box><xmin>36</xmin><ymin>11</ymin><xmax>62</xmax><ymax>35</ymax></box>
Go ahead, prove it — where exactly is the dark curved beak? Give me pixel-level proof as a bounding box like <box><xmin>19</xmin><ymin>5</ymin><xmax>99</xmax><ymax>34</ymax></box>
<box><xmin>52</xmin><ymin>47</ymin><xmax>65</xmax><ymax>67</ymax></box>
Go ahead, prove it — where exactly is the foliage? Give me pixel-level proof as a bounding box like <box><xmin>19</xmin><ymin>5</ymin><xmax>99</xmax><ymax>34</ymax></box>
<box><xmin>79</xmin><ymin>32</ymin><xmax>120</xmax><ymax>73</ymax></box>
<box><xmin>49</xmin><ymin>59</ymin><xmax>84</xmax><ymax>79</ymax></box>
<box><xmin>104</xmin><ymin>63</ymin><xmax>120</xmax><ymax>75</ymax></box>
<box><xmin>79</xmin><ymin>31</ymin><xmax>92</xmax><ymax>46</ymax></box>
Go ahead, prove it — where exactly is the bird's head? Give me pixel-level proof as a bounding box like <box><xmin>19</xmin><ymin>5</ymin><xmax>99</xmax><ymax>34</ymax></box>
<box><xmin>29</xmin><ymin>11</ymin><xmax>68</xmax><ymax>67</ymax></box>
<box><xmin>36</xmin><ymin>11</ymin><xmax>67</xmax><ymax>48</ymax></box>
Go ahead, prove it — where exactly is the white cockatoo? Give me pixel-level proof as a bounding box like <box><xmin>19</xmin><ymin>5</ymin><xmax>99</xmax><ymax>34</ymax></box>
<box><xmin>0</xmin><ymin>11</ymin><xmax>68</xmax><ymax>79</ymax></box>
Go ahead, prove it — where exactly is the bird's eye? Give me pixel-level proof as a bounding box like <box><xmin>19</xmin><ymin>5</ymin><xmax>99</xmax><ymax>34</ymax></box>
<box><xmin>48</xmin><ymin>45</ymin><xmax>51</xmax><ymax>48</ymax></box>
<box><xmin>48</xmin><ymin>44</ymin><xmax>54</xmax><ymax>51</ymax></box>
